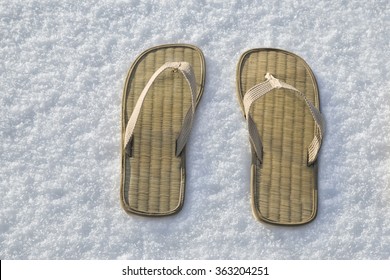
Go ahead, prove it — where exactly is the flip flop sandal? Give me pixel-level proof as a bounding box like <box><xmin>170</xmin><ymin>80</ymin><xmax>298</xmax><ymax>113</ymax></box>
<box><xmin>121</xmin><ymin>44</ymin><xmax>206</xmax><ymax>216</ymax></box>
<box><xmin>236</xmin><ymin>48</ymin><xmax>324</xmax><ymax>225</ymax></box>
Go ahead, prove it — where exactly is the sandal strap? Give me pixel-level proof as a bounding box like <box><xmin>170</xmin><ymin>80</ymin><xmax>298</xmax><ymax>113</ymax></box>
<box><xmin>243</xmin><ymin>73</ymin><xmax>324</xmax><ymax>165</ymax></box>
<box><xmin>124</xmin><ymin>62</ymin><xmax>197</xmax><ymax>157</ymax></box>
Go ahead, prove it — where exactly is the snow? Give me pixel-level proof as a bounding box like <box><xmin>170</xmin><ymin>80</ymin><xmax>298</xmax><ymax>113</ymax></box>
<box><xmin>1</xmin><ymin>0</ymin><xmax>389</xmax><ymax>259</ymax></box>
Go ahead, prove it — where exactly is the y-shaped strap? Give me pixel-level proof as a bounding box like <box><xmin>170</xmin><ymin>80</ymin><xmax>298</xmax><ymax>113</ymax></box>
<box><xmin>124</xmin><ymin>62</ymin><xmax>197</xmax><ymax>157</ymax></box>
<box><xmin>243</xmin><ymin>73</ymin><xmax>324</xmax><ymax>166</ymax></box>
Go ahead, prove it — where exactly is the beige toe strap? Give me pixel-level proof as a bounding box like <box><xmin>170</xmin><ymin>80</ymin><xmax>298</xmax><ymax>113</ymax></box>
<box><xmin>124</xmin><ymin>62</ymin><xmax>197</xmax><ymax>157</ymax></box>
<box><xmin>243</xmin><ymin>73</ymin><xmax>325</xmax><ymax>165</ymax></box>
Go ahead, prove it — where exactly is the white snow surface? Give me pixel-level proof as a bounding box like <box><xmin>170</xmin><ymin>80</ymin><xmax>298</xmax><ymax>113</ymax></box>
<box><xmin>1</xmin><ymin>0</ymin><xmax>390</xmax><ymax>259</ymax></box>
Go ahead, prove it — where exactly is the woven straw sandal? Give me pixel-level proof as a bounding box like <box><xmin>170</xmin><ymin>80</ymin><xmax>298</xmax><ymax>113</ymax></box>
<box><xmin>236</xmin><ymin>48</ymin><xmax>324</xmax><ymax>225</ymax></box>
<box><xmin>121</xmin><ymin>44</ymin><xmax>206</xmax><ymax>216</ymax></box>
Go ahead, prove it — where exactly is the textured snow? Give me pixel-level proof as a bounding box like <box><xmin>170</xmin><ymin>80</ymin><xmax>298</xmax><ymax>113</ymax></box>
<box><xmin>1</xmin><ymin>0</ymin><xmax>389</xmax><ymax>259</ymax></box>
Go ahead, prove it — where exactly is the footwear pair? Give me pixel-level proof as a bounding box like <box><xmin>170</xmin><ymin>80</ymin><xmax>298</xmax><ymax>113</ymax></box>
<box><xmin>120</xmin><ymin>44</ymin><xmax>324</xmax><ymax>225</ymax></box>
